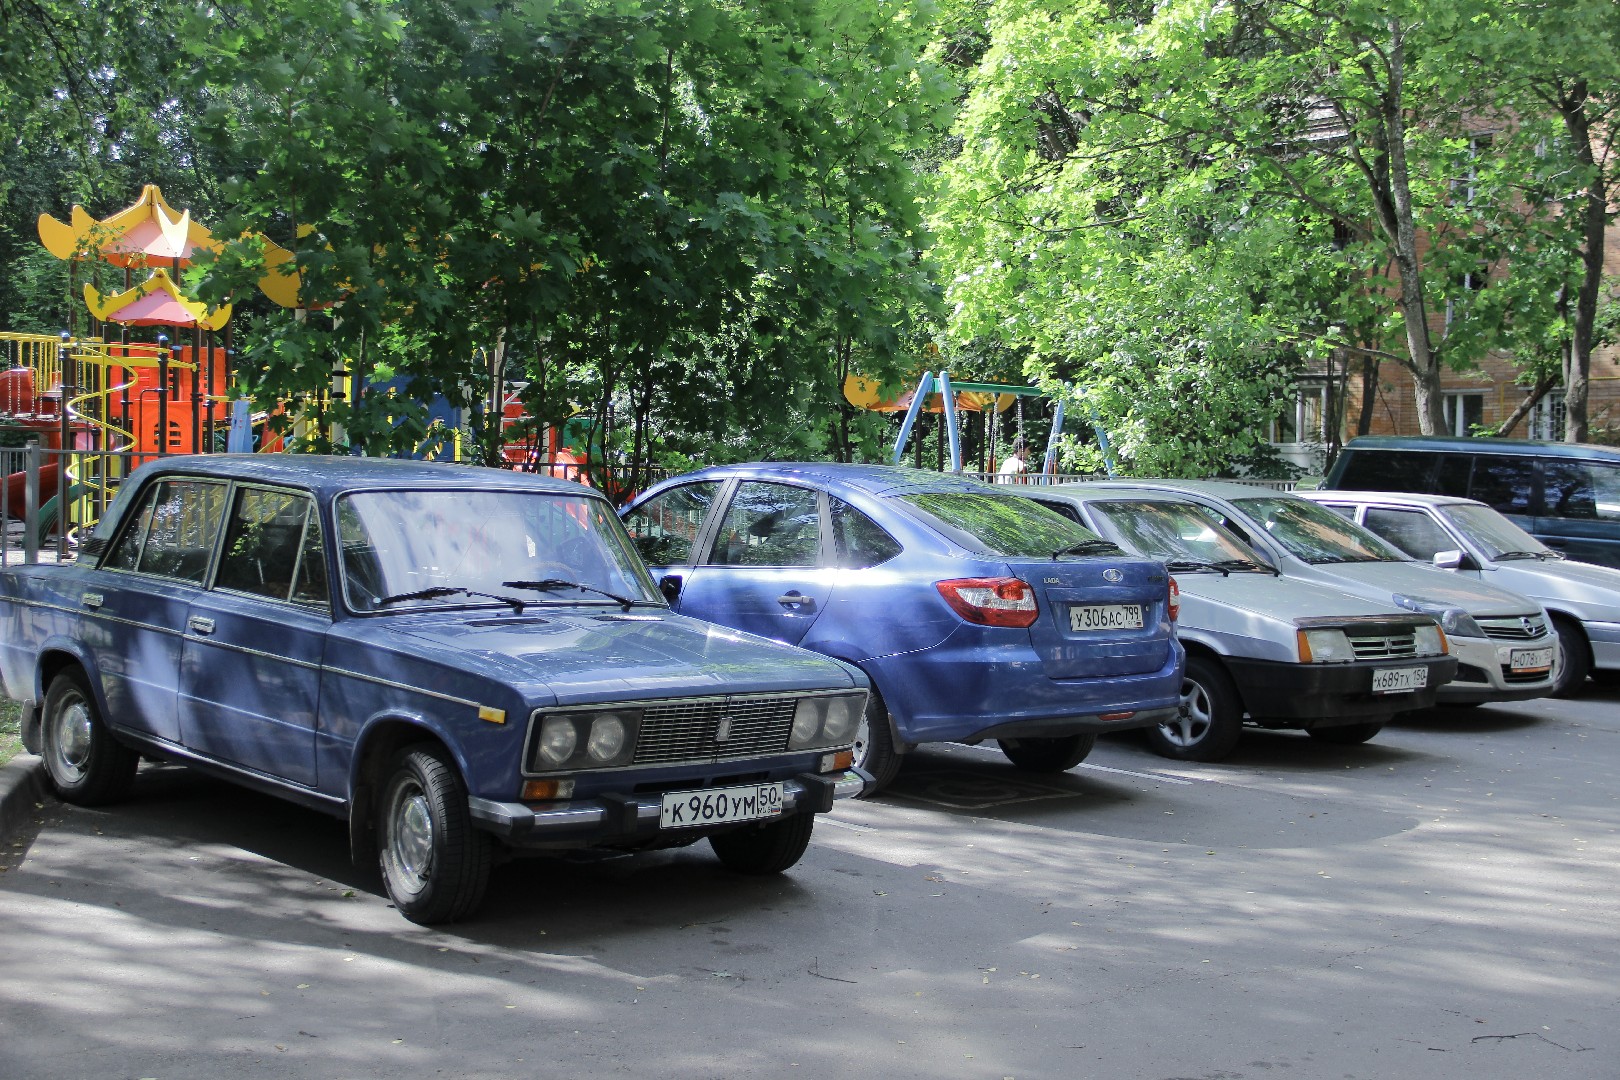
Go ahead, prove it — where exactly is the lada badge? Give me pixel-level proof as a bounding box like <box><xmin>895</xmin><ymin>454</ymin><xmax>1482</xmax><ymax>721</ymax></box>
<box><xmin>715</xmin><ymin>717</ymin><xmax>733</xmax><ymax>743</ymax></box>
<box><xmin>1102</xmin><ymin>568</ymin><xmax>1123</xmax><ymax>583</ymax></box>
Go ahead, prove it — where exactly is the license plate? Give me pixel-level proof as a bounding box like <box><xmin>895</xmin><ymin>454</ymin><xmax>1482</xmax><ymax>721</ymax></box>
<box><xmin>1372</xmin><ymin>666</ymin><xmax>1427</xmax><ymax>694</ymax></box>
<box><xmin>1510</xmin><ymin>646</ymin><xmax>1555</xmax><ymax>672</ymax></box>
<box><xmin>659</xmin><ymin>782</ymin><xmax>785</xmax><ymax>829</ymax></box>
<box><xmin>1069</xmin><ymin>603</ymin><xmax>1144</xmax><ymax>632</ymax></box>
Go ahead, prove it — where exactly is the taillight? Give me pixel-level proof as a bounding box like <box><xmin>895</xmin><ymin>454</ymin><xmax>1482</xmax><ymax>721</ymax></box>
<box><xmin>935</xmin><ymin>577</ymin><xmax>1039</xmax><ymax>628</ymax></box>
<box><xmin>1168</xmin><ymin>576</ymin><xmax>1180</xmax><ymax>621</ymax></box>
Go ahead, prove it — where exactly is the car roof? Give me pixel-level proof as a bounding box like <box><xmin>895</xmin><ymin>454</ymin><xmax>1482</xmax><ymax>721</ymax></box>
<box><xmin>1341</xmin><ymin>435</ymin><xmax>1620</xmax><ymax>462</ymax></box>
<box><xmin>1031</xmin><ymin>485</ymin><xmax>1207</xmax><ymax>506</ymax></box>
<box><xmin>131</xmin><ymin>454</ymin><xmax>598</xmax><ymax>499</ymax></box>
<box><xmin>1299</xmin><ymin>490</ymin><xmax>1481</xmax><ymax>510</ymax></box>
<box><xmin>658</xmin><ymin>462</ymin><xmax>1002</xmax><ymax>497</ymax></box>
<box><xmin>1055</xmin><ymin>478</ymin><xmax>1301</xmax><ymax>503</ymax></box>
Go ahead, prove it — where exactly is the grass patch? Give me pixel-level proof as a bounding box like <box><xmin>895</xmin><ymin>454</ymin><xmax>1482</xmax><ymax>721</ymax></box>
<box><xmin>0</xmin><ymin>698</ymin><xmax>22</xmax><ymax>768</ymax></box>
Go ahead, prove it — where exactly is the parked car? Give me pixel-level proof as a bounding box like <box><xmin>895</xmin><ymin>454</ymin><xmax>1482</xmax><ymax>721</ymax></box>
<box><xmin>1302</xmin><ymin>489</ymin><xmax>1620</xmax><ymax>696</ymax></box>
<box><xmin>0</xmin><ymin>456</ymin><xmax>872</xmax><ymax>924</ymax></box>
<box><xmin>1321</xmin><ymin>435</ymin><xmax>1620</xmax><ymax>568</ymax></box>
<box><xmin>619</xmin><ymin>464</ymin><xmax>1185</xmax><ymax>790</ymax></box>
<box><xmin>1077</xmin><ymin>480</ymin><xmax>1559</xmax><ymax>705</ymax></box>
<box><xmin>1020</xmin><ymin>487</ymin><xmax>1455</xmax><ymax>759</ymax></box>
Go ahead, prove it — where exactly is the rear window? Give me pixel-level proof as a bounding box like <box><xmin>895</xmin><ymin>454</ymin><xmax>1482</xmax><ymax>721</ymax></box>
<box><xmin>900</xmin><ymin>492</ymin><xmax>1104</xmax><ymax>557</ymax></box>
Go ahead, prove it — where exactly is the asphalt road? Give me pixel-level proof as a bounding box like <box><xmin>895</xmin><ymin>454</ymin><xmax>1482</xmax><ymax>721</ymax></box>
<box><xmin>1</xmin><ymin>691</ymin><xmax>1616</xmax><ymax>1080</ymax></box>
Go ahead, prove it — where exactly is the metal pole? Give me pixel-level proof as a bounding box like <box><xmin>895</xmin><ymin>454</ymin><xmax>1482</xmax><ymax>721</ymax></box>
<box><xmin>890</xmin><ymin>372</ymin><xmax>934</xmax><ymax>466</ymax></box>
<box><xmin>24</xmin><ymin>439</ymin><xmax>39</xmax><ymax>565</ymax></box>
<box><xmin>938</xmin><ymin>370</ymin><xmax>962</xmax><ymax>473</ymax></box>
<box><xmin>157</xmin><ymin>333</ymin><xmax>170</xmax><ymax>455</ymax></box>
<box><xmin>1043</xmin><ymin>399</ymin><xmax>1066</xmax><ymax>477</ymax></box>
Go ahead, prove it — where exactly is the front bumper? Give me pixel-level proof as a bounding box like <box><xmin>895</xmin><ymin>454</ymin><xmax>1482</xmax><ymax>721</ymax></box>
<box><xmin>467</xmin><ymin>768</ymin><xmax>871</xmax><ymax>848</ymax></box>
<box><xmin>1439</xmin><ymin>634</ymin><xmax>1559</xmax><ymax>704</ymax></box>
<box><xmin>1225</xmin><ymin>655</ymin><xmax>1456</xmax><ymax>724</ymax></box>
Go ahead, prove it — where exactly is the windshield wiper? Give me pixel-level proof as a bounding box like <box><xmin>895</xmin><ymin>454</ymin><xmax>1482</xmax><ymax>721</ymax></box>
<box><xmin>1163</xmin><ymin>559</ymin><xmax>1225</xmax><ymax>575</ymax></box>
<box><xmin>1494</xmin><ymin>549</ymin><xmax>1562</xmax><ymax>561</ymax></box>
<box><xmin>1053</xmin><ymin>538</ymin><xmax>1126</xmax><ymax>558</ymax></box>
<box><xmin>504</xmin><ymin>578</ymin><xmax>638</xmax><ymax>611</ymax></box>
<box><xmin>375</xmin><ymin>586</ymin><xmax>527</xmax><ymax>612</ymax></box>
<box><xmin>1210</xmin><ymin>558</ymin><xmax>1279</xmax><ymax>576</ymax></box>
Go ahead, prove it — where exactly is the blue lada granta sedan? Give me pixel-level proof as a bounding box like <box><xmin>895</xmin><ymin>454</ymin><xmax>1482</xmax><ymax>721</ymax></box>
<box><xmin>620</xmin><ymin>464</ymin><xmax>1186</xmax><ymax>790</ymax></box>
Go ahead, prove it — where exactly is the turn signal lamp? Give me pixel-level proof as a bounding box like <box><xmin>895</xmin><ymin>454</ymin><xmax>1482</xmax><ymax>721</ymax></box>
<box><xmin>521</xmin><ymin>779</ymin><xmax>576</xmax><ymax>801</ymax></box>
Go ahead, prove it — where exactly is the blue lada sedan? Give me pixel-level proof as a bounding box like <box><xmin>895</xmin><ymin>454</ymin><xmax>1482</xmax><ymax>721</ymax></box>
<box><xmin>0</xmin><ymin>456</ymin><xmax>869</xmax><ymax>924</ymax></box>
<box><xmin>620</xmin><ymin>464</ymin><xmax>1185</xmax><ymax>790</ymax></box>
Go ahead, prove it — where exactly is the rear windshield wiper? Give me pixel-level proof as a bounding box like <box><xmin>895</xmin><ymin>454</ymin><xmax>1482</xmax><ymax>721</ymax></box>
<box><xmin>1053</xmin><ymin>538</ymin><xmax>1126</xmax><ymax>558</ymax></box>
<box><xmin>375</xmin><ymin>586</ymin><xmax>527</xmax><ymax>612</ymax></box>
<box><xmin>504</xmin><ymin>578</ymin><xmax>638</xmax><ymax>611</ymax></box>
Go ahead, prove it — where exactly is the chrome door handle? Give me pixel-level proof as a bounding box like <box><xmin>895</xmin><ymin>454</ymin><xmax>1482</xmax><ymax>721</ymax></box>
<box><xmin>777</xmin><ymin>592</ymin><xmax>815</xmax><ymax>611</ymax></box>
<box><xmin>188</xmin><ymin>616</ymin><xmax>215</xmax><ymax>635</ymax></box>
<box><xmin>81</xmin><ymin>592</ymin><xmax>103</xmax><ymax>609</ymax></box>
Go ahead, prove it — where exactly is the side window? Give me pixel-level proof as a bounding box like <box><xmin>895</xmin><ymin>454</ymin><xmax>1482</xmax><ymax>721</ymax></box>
<box><xmin>831</xmin><ymin>497</ymin><xmax>901</xmax><ymax>569</ymax></box>
<box><xmin>622</xmin><ymin>481</ymin><xmax>721</xmax><ymax>565</ymax></box>
<box><xmin>1337</xmin><ymin>450</ymin><xmax>1436</xmax><ymax>492</ymax></box>
<box><xmin>216</xmin><ymin>487</ymin><xmax>328</xmax><ymax>606</ymax></box>
<box><xmin>1363</xmin><ymin>508</ymin><xmax>1455</xmax><ymax>560</ymax></box>
<box><xmin>103</xmin><ymin>480</ymin><xmax>227</xmax><ymax>583</ymax></box>
<box><xmin>1541</xmin><ymin>460</ymin><xmax>1620</xmax><ymax>521</ymax></box>
<box><xmin>1468</xmin><ymin>455</ymin><xmax>1538</xmax><ymax>515</ymax></box>
<box><xmin>1315</xmin><ymin>502</ymin><xmax>1358</xmax><ymax>521</ymax></box>
<box><xmin>1030</xmin><ymin>499</ymin><xmax>1084</xmax><ymax>524</ymax></box>
<box><xmin>709</xmin><ymin>482</ymin><xmax>822</xmax><ymax>567</ymax></box>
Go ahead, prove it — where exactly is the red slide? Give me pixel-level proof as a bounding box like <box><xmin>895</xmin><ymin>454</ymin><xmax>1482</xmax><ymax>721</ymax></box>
<box><xmin>2</xmin><ymin>461</ymin><xmax>61</xmax><ymax>517</ymax></box>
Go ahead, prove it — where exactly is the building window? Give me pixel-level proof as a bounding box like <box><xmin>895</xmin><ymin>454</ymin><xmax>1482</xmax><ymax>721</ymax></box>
<box><xmin>1529</xmin><ymin>390</ymin><xmax>1566</xmax><ymax>441</ymax></box>
<box><xmin>1270</xmin><ymin>380</ymin><xmax>1331</xmax><ymax>444</ymax></box>
<box><xmin>1442</xmin><ymin>391</ymin><xmax>1485</xmax><ymax>436</ymax></box>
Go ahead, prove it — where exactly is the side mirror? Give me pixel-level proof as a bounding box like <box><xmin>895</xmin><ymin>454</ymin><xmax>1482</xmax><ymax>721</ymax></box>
<box><xmin>1433</xmin><ymin>549</ymin><xmax>1479</xmax><ymax>571</ymax></box>
<box><xmin>659</xmin><ymin>574</ymin><xmax>684</xmax><ymax>604</ymax></box>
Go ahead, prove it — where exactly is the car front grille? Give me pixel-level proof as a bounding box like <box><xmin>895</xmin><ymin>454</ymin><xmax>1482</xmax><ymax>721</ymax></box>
<box><xmin>1347</xmin><ymin>631</ymin><xmax>1418</xmax><ymax>660</ymax></box>
<box><xmin>1478</xmin><ymin>615</ymin><xmax>1551</xmax><ymax>641</ymax></box>
<box><xmin>632</xmin><ymin>696</ymin><xmax>797</xmax><ymax>765</ymax></box>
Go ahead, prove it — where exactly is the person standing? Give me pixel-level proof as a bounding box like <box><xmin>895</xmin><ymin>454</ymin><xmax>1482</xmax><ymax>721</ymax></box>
<box><xmin>998</xmin><ymin>437</ymin><xmax>1029</xmax><ymax>480</ymax></box>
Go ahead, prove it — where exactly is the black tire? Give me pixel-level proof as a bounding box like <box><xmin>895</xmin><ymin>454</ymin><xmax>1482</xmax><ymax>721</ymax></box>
<box><xmin>1551</xmin><ymin>616</ymin><xmax>1591</xmax><ymax>698</ymax></box>
<box><xmin>997</xmin><ymin>732</ymin><xmax>1096</xmax><ymax>772</ymax></box>
<box><xmin>852</xmin><ymin>690</ymin><xmax>901</xmax><ymax>794</ymax></box>
<box><xmin>1306</xmin><ymin>721</ymin><xmax>1384</xmax><ymax>745</ymax></box>
<box><xmin>40</xmin><ymin>669</ymin><xmax>138</xmax><ymax>806</ymax></box>
<box><xmin>1147</xmin><ymin>655</ymin><xmax>1244</xmax><ymax>762</ymax></box>
<box><xmin>709</xmin><ymin>811</ymin><xmax>815</xmax><ymax>874</ymax></box>
<box><xmin>376</xmin><ymin>745</ymin><xmax>492</xmax><ymax>925</ymax></box>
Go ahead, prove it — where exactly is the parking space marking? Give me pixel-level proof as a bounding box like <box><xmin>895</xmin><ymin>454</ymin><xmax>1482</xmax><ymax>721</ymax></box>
<box><xmin>1075</xmin><ymin>762</ymin><xmax>1196</xmax><ymax>786</ymax></box>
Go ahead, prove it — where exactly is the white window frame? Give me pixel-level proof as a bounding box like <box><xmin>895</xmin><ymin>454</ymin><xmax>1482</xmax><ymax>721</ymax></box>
<box><xmin>1529</xmin><ymin>390</ymin><xmax>1566</xmax><ymax>442</ymax></box>
<box><xmin>1269</xmin><ymin>379</ymin><xmax>1331</xmax><ymax>444</ymax></box>
<box><xmin>1441</xmin><ymin>391</ymin><xmax>1486</xmax><ymax>437</ymax></box>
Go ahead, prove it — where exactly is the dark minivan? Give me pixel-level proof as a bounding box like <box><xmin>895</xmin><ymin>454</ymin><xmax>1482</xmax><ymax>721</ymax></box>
<box><xmin>1322</xmin><ymin>436</ymin><xmax>1620</xmax><ymax>568</ymax></box>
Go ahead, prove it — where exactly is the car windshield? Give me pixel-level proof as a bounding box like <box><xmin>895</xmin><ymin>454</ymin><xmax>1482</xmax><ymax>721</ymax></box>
<box><xmin>336</xmin><ymin>488</ymin><xmax>660</xmax><ymax>612</ymax></box>
<box><xmin>899</xmin><ymin>491</ymin><xmax>1111</xmax><ymax>557</ymax></box>
<box><xmin>1087</xmin><ymin>500</ymin><xmax>1266</xmax><ymax>567</ymax></box>
<box><xmin>1233</xmin><ymin>496</ymin><xmax>1407</xmax><ymax>564</ymax></box>
<box><xmin>1441</xmin><ymin>503</ymin><xmax>1557</xmax><ymax>560</ymax></box>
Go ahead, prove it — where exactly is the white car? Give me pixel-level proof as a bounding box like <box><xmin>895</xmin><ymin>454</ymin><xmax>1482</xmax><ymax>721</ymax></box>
<box><xmin>1302</xmin><ymin>490</ymin><xmax>1620</xmax><ymax>696</ymax></box>
<box><xmin>1025</xmin><ymin>487</ymin><xmax>1454</xmax><ymax>761</ymax></box>
<box><xmin>1078</xmin><ymin>480</ymin><xmax>1559</xmax><ymax>705</ymax></box>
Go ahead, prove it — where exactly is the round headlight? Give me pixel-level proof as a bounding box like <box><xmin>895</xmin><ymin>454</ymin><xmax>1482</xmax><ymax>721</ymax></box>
<box><xmin>587</xmin><ymin>714</ymin><xmax>628</xmax><ymax>762</ymax></box>
<box><xmin>821</xmin><ymin>696</ymin><xmax>862</xmax><ymax>743</ymax></box>
<box><xmin>790</xmin><ymin>698</ymin><xmax>826</xmax><ymax>748</ymax></box>
<box><xmin>537</xmin><ymin>716</ymin><xmax>578</xmax><ymax>766</ymax></box>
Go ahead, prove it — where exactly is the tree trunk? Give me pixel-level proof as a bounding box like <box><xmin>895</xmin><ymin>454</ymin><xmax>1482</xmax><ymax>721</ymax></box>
<box><xmin>1356</xmin><ymin>355</ymin><xmax>1380</xmax><ymax>436</ymax></box>
<box><xmin>1560</xmin><ymin>82</ymin><xmax>1603</xmax><ymax>444</ymax></box>
<box><xmin>1494</xmin><ymin>374</ymin><xmax>1559</xmax><ymax>438</ymax></box>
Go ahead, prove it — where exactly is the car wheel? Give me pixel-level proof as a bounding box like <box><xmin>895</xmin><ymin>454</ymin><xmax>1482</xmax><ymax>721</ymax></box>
<box><xmin>1148</xmin><ymin>655</ymin><xmax>1244</xmax><ymax>762</ymax></box>
<box><xmin>1551</xmin><ymin>615</ymin><xmax>1591</xmax><ymax>698</ymax></box>
<box><xmin>997</xmin><ymin>733</ymin><xmax>1097</xmax><ymax>772</ymax></box>
<box><xmin>708</xmin><ymin>811</ymin><xmax>815</xmax><ymax>874</ymax></box>
<box><xmin>1306</xmin><ymin>721</ymin><xmax>1384</xmax><ymax>745</ymax></box>
<box><xmin>376</xmin><ymin>745</ymin><xmax>492</xmax><ymax>925</ymax></box>
<box><xmin>41</xmin><ymin>669</ymin><xmax>138</xmax><ymax>806</ymax></box>
<box><xmin>852</xmin><ymin>690</ymin><xmax>901</xmax><ymax>794</ymax></box>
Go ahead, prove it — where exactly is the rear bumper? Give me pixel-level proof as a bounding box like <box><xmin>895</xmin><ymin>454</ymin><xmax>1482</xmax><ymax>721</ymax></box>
<box><xmin>1225</xmin><ymin>656</ymin><xmax>1456</xmax><ymax>724</ymax></box>
<box><xmin>876</xmin><ymin>635</ymin><xmax>1185</xmax><ymax>745</ymax></box>
<box><xmin>467</xmin><ymin>768</ymin><xmax>870</xmax><ymax>847</ymax></box>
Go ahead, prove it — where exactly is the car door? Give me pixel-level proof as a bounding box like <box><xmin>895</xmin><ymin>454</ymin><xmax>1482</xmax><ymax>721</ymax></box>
<box><xmin>178</xmin><ymin>485</ymin><xmax>329</xmax><ymax>787</ymax></box>
<box><xmin>670</xmin><ymin>480</ymin><xmax>834</xmax><ymax>646</ymax></box>
<box><xmin>92</xmin><ymin>477</ymin><xmax>230</xmax><ymax>743</ymax></box>
<box><xmin>1360</xmin><ymin>506</ymin><xmax>1467</xmax><ymax>566</ymax></box>
<box><xmin>1537</xmin><ymin>459</ymin><xmax>1620</xmax><ymax>567</ymax></box>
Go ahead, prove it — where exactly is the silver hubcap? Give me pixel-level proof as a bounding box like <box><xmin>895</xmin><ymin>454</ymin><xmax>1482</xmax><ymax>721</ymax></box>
<box><xmin>50</xmin><ymin>698</ymin><xmax>94</xmax><ymax>781</ymax></box>
<box><xmin>852</xmin><ymin>714</ymin><xmax>871</xmax><ymax>768</ymax></box>
<box><xmin>1165</xmin><ymin>678</ymin><xmax>1214</xmax><ymax>748</ymax></box>
<box><xmin>388</xmin><ymin>784</ymin><xmax>434</xmax><ymax>886</ymax></box>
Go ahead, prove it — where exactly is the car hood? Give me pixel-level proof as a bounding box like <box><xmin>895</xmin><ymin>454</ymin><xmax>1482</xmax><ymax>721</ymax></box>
<box><xmin>1175</xmin><ymin>572</ymin><xmax>1408</xmax><ymax>624</ymax></box>
<box><xmin>1299</xmin><ymin>560</ymin><xmax>1537</xmax><ymax>618</ymax></box>
<box><xmin>1482</xmin><ymin>559</ymin><xmax>1620</xmax><ymax>618</ymax></box>
<box><xmin>384</xmin><ymin>609</ymin><xmax>861</xmax><ymax>705</ymax></box>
